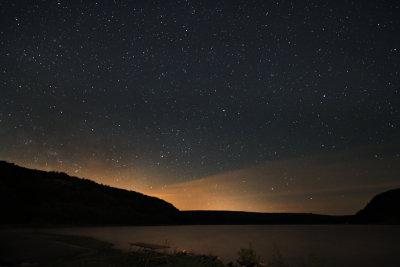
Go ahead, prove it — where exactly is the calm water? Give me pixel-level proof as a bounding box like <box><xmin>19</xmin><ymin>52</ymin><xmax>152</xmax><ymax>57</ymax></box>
<box><xmin>47</xmin><ymin>225</ymin><xmax>400</xmax><ymax>267</ymax></box>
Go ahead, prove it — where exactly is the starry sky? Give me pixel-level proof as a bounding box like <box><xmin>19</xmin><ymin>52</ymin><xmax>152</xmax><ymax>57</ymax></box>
<box><xmin>1</xmin><ymin>0</ymin><xmax>399</xmax><ymax>214</ymax></box>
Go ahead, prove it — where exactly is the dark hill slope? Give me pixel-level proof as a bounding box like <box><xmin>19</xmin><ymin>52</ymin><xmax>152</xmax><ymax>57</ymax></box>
<box><xmin>0</xmin><ymin>161</ymin><xmax>179</xmax><ymax>225</ymax></box>
<box><xmin>355</xmin><ymin>188</ymin><xmax>400</xmax><ymax>224</ymax></box>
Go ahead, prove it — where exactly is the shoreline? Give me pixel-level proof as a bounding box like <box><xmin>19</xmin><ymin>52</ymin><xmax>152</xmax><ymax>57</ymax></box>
<box><xmin>2</xmin><ymin>225</ymin><xmax>400</xmax><ymax>266</ymax></box>
<box><xmin>0</xmin><ymin>229</ymin><xmax>227</xmax><ymax>267</ymax></box>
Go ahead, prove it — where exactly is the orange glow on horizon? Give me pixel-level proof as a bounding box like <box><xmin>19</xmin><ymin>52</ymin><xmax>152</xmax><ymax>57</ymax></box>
<box><xmin>7</xmin><ymin>143</ymin><xmax>400</xmax><ymax>215</ymax></box>
<box><xmin>145</xmin><ymin>144</ymin><xmax>400</xmax><ymax>215</ymax></box>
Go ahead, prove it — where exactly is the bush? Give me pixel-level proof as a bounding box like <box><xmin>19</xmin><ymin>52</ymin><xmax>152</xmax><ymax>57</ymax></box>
<box><xmin>237</xmin><ymin>243</ymin><xmax>261</xmax><ymax>267</ymax></box>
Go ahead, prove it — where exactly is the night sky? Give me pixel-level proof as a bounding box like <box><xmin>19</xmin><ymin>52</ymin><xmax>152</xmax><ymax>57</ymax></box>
<box><xmin>1</xmin><ymin>1</ymin><xmax>399</xmax><ymax>214</ymax></box>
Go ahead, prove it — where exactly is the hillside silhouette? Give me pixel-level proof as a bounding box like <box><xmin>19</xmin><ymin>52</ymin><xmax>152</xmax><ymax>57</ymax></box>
<box><xmin>0</xmin><ymin>161</ymin><xmax>179</xmax><ymax>225</ymax></box>
<box><xmin>354</xmin><ymin>188</ymin><xmax>400</xmax><ymax>224</ymax></box>
<box><xmin>1</xmin><ymin>161</ymin><xmax>398</xmax><ymax>225</ymax></box>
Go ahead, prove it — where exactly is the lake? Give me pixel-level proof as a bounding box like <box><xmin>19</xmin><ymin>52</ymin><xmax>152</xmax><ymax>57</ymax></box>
<box><xmin>47</xmin><ymin>225</ymin><xmax>400</xmax><ymax>266</ymax></box>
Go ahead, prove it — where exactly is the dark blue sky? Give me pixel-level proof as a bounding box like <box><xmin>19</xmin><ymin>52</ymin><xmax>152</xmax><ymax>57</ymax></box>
<box><xmin>0</xmin><ymin>1</ymin><xmax>399</xmax><ymax>212</ymax></box>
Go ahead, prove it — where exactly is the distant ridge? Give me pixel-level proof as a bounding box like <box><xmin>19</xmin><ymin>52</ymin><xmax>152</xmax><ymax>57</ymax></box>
<box><xmin>0</xmin><ymin>161</ymin><xmax>179</xmax><ymax>225</ymax></box>
<box><xmin>180</xmin><ymin>210</ymin><xmax>350</xmax><ymax>225</ymax></box>
<box><xmin>1</xmin><ymin>161</ymin><xmax>399</xmax><ymax>225</ymax></box>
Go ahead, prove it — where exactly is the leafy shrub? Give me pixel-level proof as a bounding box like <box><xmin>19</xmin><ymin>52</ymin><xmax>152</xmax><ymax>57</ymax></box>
<box><xmin>237</xmin><ymin>243</ymin><xmax>261</xmax><ymax>267</ymax></box>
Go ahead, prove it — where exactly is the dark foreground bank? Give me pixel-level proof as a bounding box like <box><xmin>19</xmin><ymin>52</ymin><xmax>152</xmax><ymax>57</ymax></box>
<box><xmin>0</xmin><ymin>230</ymin><xmax>226</xmax><ymax>267</ymax></box>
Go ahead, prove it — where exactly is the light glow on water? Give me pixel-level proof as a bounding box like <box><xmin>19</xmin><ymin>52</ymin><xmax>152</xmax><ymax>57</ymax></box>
<box><xmin>47</xmin><ymin>225</ymin><xmax>400</xmax><ymax>267</ymax></box>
